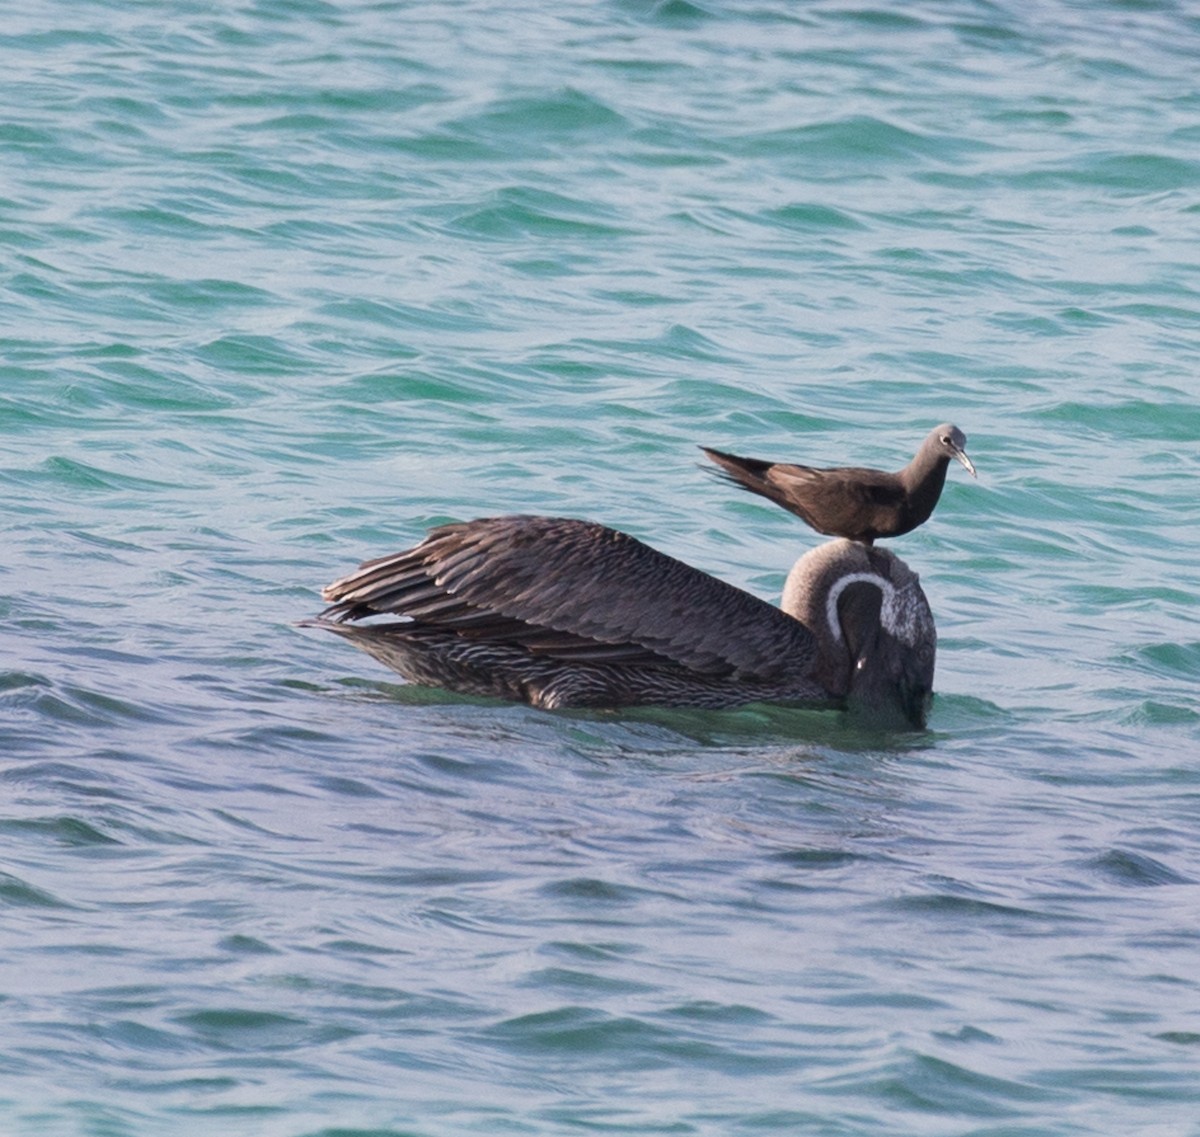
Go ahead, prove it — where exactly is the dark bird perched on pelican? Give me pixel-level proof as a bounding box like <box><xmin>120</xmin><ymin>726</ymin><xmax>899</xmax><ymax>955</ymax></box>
<box><xmin>306</xmin><ymin>513</ymin><xmax>938</xmax><ymax>728</ymax></box>
<box><xmin>702</xmin><ymin>423</ymin><xmax>975</xmax><ymax>545</ymax></box>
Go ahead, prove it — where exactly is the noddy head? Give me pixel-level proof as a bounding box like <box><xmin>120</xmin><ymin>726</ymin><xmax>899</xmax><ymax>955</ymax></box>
<box><xmin>934</xmin><ymin>423</ymin><xmax>976</xmax><ymax>478</ymax></box>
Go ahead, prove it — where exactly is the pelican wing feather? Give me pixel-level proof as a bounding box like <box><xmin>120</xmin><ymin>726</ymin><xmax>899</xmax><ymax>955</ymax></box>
<box><xmin>320</xmin><ymin>515</ymin><xmax>816</xmax><ymax>679</ymax></box>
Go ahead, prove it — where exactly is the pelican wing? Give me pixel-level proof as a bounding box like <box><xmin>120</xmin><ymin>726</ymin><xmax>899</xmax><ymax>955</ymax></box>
<box><xmin>320</xmin><ymin>515</ymin><xmax>816</xmax><ymax>679</ymax></box>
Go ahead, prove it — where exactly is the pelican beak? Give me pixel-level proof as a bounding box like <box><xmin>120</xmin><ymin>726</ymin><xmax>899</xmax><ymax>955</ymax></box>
<box><xmin>846</xmin><ymin>644</ymin><xmax>932</xmax><ymax>730</ymax></box>
<box><xmin>895</xmin><ymin>664</ymin><xmax>934</xmax><ymax>730</ymax></box>
<box><xmin>837</xmin><ymin>582</ymin><xmax>935</xmax><ymax>730</ymax></box>
<box><xmin>953</xmin><ymin>446</ymin><xmax>977</xmax><ymax>478</ymax></box>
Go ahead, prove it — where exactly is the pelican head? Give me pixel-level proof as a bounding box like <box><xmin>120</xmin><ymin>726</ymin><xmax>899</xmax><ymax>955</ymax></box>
<box><xmin>783</xmin><ymin>539</ymin><xmax>936</xmax><ymax>728</ymax></box>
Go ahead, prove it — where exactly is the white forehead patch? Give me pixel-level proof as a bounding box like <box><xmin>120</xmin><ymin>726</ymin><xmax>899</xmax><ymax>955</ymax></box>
<box><xmin>825</xmin><ymin>570</ymin><xmax>926</xmax><ymax>648</ymax></box>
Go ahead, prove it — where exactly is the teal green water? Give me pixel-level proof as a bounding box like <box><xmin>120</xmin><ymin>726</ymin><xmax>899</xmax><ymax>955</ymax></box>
<box><xmin>4</xmin><ymin>1</ymin><xmax>1200</xmax><ymax>1134</ymax></box>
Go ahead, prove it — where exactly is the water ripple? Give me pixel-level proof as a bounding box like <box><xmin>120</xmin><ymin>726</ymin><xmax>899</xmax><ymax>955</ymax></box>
<box><xmin>4</xmin><ymin>0</ymin><xmax>1200</xmax><ymax>1133</ymax></box>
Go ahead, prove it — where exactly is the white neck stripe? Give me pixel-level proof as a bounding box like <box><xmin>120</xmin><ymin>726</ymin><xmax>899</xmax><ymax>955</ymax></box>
<box><xmin>824</xmin><ymin>571</ymin><xmax>895</xmax><ymax>646</ymax></box>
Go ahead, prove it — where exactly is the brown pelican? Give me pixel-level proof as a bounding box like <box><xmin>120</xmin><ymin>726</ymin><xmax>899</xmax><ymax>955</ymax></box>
<box><xmin>306</xmin><ymin>514</ymin><xmax>937</xmax><ymax>727</ymax></box>
<box><xmin>702</xmin><ymin>423</ymin><xmax>975</xmax><ymax>544</ymax></box>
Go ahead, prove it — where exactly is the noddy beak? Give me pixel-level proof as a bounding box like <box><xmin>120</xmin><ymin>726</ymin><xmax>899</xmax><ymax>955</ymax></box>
<box><xmin>953</xmin><ymin>447</ymin><xmax>977</xmax><ymax>478</ymax></box>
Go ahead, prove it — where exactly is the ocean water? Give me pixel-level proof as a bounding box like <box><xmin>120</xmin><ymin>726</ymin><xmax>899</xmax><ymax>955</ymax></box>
<box><xmin>3</xmin><ymin>0</ymin><xmax>1200</xmax><ymax>1133</ymax></box>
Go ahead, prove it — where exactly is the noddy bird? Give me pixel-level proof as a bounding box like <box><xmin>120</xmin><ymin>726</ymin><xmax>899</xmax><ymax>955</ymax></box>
<box><xmin>702</xmin><ymin>423</ymin><xmax>976</xmax><ymax>544</ymax></box>
<box><xmin>306</xmin><ymin>514</ymin><xmax>937</xmax><ymax>728</ymax></box>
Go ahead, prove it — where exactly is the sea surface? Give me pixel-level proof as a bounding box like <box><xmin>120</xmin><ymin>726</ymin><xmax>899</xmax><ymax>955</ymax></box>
<box><xmin>3</xmin><ymin>1</ymin><xmax>1200</xmax><ymax>1134</ymax></box>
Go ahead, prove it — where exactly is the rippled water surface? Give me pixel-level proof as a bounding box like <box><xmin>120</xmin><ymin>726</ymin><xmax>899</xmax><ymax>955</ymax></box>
<box><xmin>4</xmin><ymin>1</ymin><xmax>1200</xmax><ymax>1134</ymax></box>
